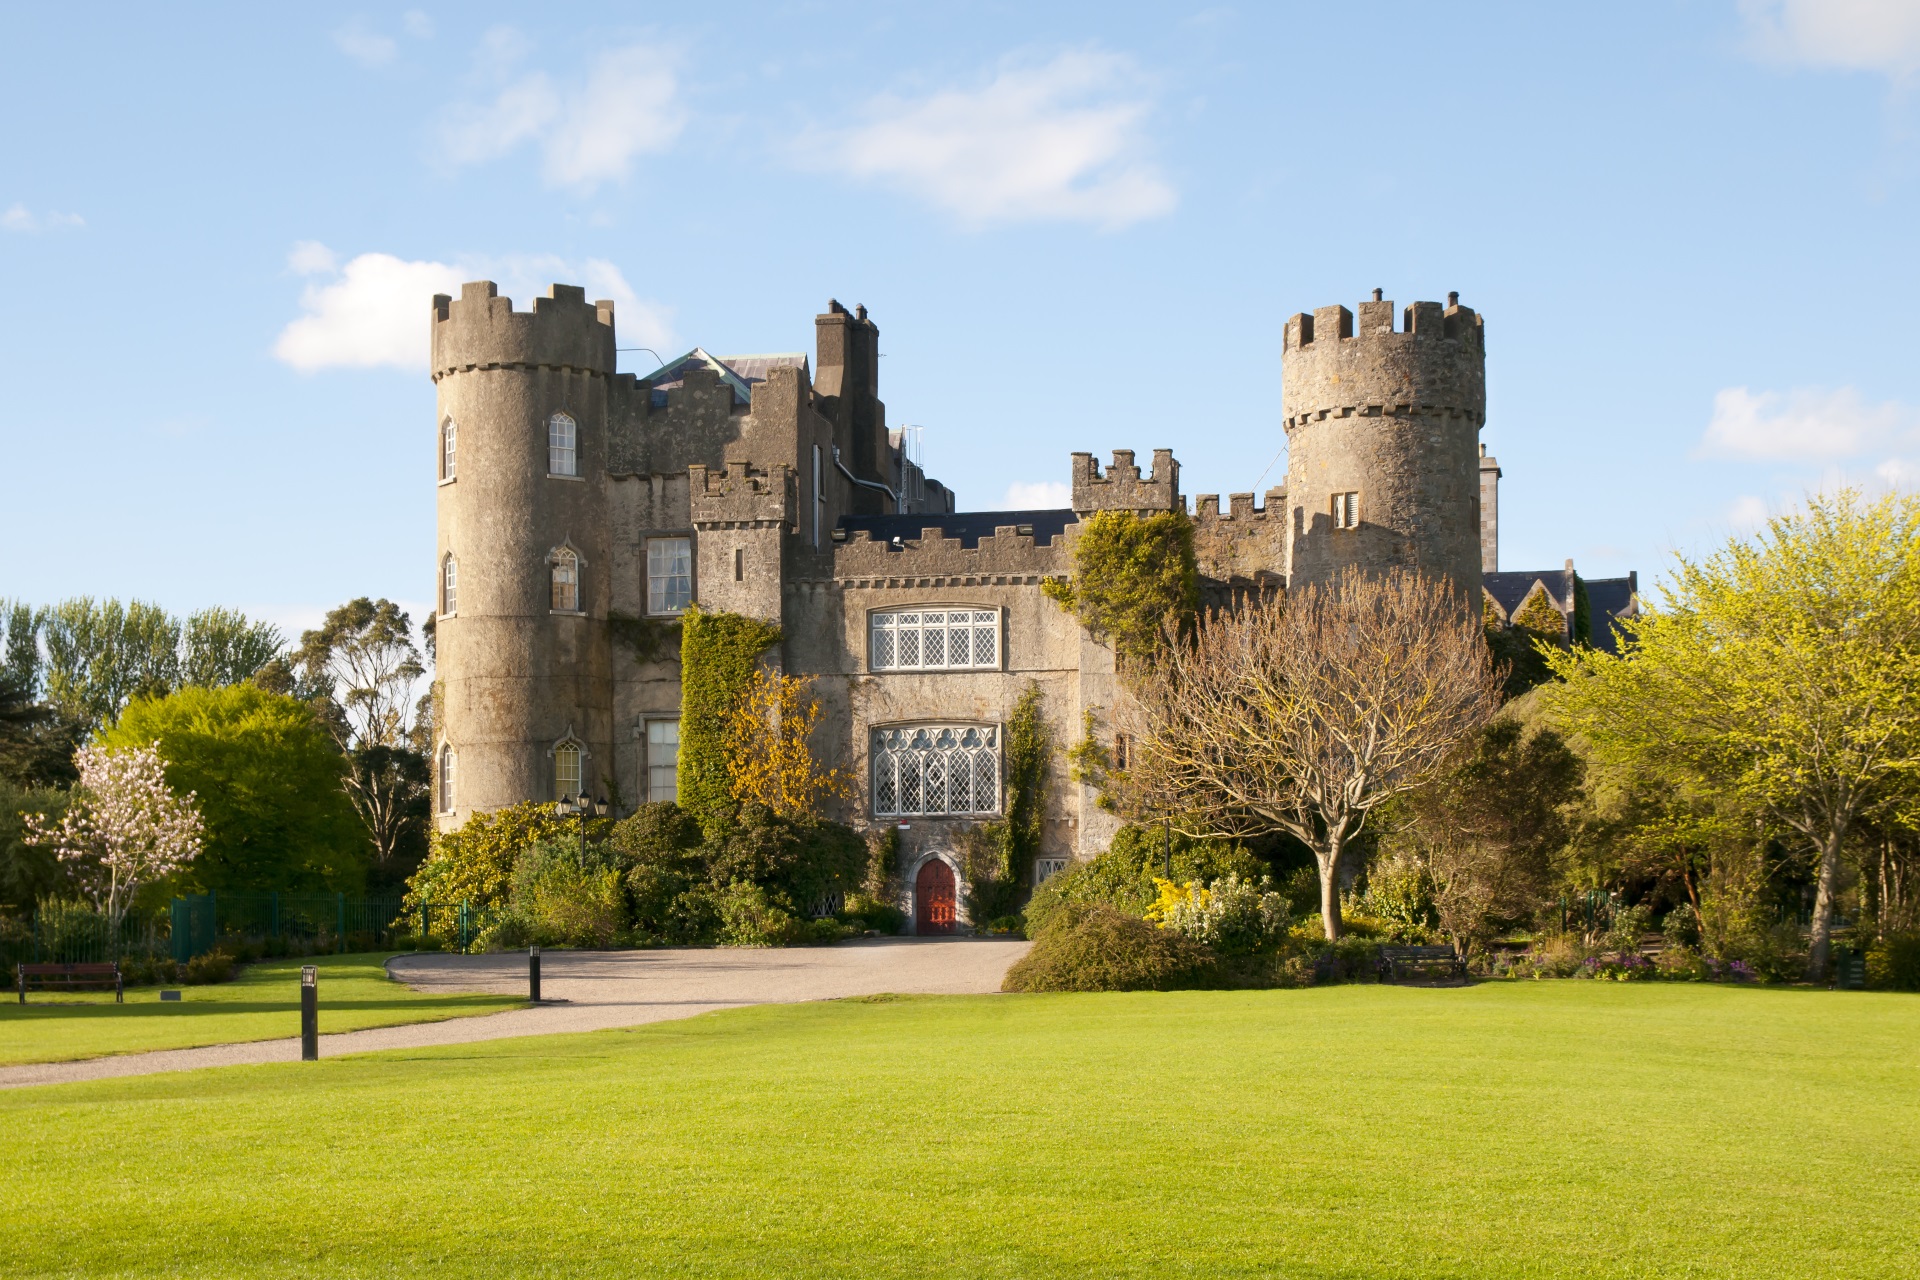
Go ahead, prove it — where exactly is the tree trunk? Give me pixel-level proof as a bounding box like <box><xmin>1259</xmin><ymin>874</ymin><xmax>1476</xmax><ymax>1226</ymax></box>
<box><xmin>1805</xmin><ymin>824</ymin><xmax>1847</xmax><ymax>983</ymax></box>
<box><xmin>1318</xmin><ymin>833</ymin><xmax>1345</xmax><ymax>941</ymax></box>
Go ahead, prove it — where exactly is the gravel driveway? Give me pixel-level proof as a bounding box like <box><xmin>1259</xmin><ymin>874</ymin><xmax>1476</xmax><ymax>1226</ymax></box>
<box><xmin>0</xmin><ymin>937</ymin><xmax>1030</xmax><ymax>1090</ymax></box>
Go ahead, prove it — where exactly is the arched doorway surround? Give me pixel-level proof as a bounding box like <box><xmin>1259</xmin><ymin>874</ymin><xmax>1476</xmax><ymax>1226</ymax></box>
<box><xmin>913</xmin><ymin>856</ymin><xmax>958</xmax><ymax>935</ymax></box>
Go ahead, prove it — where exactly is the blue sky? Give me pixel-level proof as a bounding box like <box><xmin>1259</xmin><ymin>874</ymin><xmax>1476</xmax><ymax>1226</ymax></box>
<box><xmin>3</xmin><ymin>1</ymin><xmax>1918</xmax><ymax>636</ymax></box>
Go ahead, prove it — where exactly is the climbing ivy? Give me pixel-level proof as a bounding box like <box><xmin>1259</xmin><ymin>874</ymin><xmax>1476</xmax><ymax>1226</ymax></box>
<box><xmin>960</xmin><ymin>681</ymin><xmax>1053</xmax><ymax>923</ymax></box>
<box><xmin>1571</xmin><ymin>574</ymin><xmax>1592</xmax><ymax>647</ymax></box>
<box><xmin>678</xmin><ymin>606</ymin><xmax>782</xmax><ymax>828</ymax></box>
<box><xmin>1043</xmin><ymin>509</ymin><xmax>1199</xmax><ymax>673</ymax></box>
<box><xmin>1511</xmin><ymin>589</ymin><xmax>1568</xmax><ymax>646</ymax></box>
<box><xmin>607</xmin><ymin>611</ymin><xmax>682</xmax><ymax>664</ymax></box>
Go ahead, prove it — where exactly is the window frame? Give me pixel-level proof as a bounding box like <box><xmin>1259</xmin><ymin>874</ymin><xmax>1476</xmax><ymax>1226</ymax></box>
<box><xmin>644</xmin><ymin>717</ymin><xmax>680</xmax><ymax>805</ymax></box>
<box><xmin>550</xmin><ymin>546</ymin><xmax>582</xmax><ymax>614</ymax></box>
<box><xmin>867</xmin><ymin>606</ymin><xmax>1002</xmax><ymax>673</ymax></box>
<box><xmin>870</xmin><ymin>722</ymin><xmax>1002</xmax><ymax>818</ymax></box>
<box><xmin>441</xmin><ymin>418</ymin><xmax>457</xmax><ymax>482</ymax></box>
<box><xmin>438</xmin><ymin>743</ymin><xmax>456</xmax><ymax>813</ymax></box>
<box><xmin>548</xmin><ymin>412</ymin><xmax>578</xmax><ymax>477</ymax></box>
<box><xmin>441</xmin><ymin>552</ymin><xmax>458</xmax><ymax>616</ymax></box>
<box><xmin>552</xmin><ymin>739</ymin><xmax>584</xmax><ymax>803</ymax></box>
<box><xmin>1332</xmin><ymin>491</ymin><xmax>1360</xmax><ymax>530</ymax></box>
<box><xmin>645</xmin><ymin>534</ymin><xmax>694</xmax><ymax>617</ymax></box>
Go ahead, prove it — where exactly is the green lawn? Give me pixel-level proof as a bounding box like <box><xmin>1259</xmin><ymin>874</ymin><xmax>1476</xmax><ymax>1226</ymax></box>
<box><xmin>3</xmin><ymin>982</ymin><xmax>1915</xmax><ymax>1279</ymax></box>
<box><xmin>0</xmin><ymin>953</ymin><xmax>521</xmax><ymax>1065</ymax></box>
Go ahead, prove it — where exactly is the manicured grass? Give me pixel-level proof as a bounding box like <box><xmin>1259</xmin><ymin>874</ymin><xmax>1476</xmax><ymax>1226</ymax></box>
<box><xmin>4</xmin><ymin>982</ymin><xmax>1916</xmax><ymax>1277</ymax></box>
<box><xmin>0</xmin><ymin>953</ymin><xmax>521</xmax><ymax>1065</ymax></box>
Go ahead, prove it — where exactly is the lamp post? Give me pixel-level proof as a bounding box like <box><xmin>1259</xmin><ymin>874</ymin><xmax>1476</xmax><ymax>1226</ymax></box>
<box><xmin>554</xmin><ymin>793</ymin><xmax>610</xmax><ymax>861</ymax></box>
<box><xmin>300</xmin><ymin>965</ymin><xmax>318</xmax><ymax>1061</ymax></box>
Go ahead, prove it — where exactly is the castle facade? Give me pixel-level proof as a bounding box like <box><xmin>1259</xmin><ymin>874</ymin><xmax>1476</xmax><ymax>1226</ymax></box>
<box><xmin>429</xmin><ymin>283</ymin><xmax>1633</xmax><ymax>931</ymax></box>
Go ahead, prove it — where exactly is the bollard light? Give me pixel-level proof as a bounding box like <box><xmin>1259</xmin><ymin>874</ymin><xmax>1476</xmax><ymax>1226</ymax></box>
<box><xmin>300</xmin><ymin>964</ymin><xmax>319</xmax><ymax>1061</ymax></box>
<box><xmin>529</xmin><ymin>944</ymin><xmax>542</xmax><ymax>1003</ymax></box>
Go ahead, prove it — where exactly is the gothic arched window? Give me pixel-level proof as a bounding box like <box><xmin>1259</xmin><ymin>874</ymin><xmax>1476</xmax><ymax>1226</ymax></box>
<box><xmin>442</xmin><ymin>553</ymin><xmax>458</xmax><ymax>615</ymax></box>
<box><xmin>551</xmin><ymin>548</ymin><xmax>579</xmax><ymax>612</ymax></box>
<box><xmin>442</xmin><ymin>419</ymin><xmax>457</xmax><ymax>480</ymax></box>
<box><xmin>548</xmin><ymin>413</ymin><xmax>577</xmax><ymax>476</ymax></box>
<box><xmin>553</xmin><ymin>741</ymin><xmax>582</xmax><ymax>802</ymax></box>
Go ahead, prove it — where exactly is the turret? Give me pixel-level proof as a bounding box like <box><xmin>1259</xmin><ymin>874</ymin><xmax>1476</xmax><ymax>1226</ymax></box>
<box><xmin>1280</xmin><ymin>289</ymin><xmax>1486</xmax><ymax>596</ymax></box>
<box><xmin>431</xmin><ymin>282</ymin><xmax>618</xmax><ymax>825</ymax></box>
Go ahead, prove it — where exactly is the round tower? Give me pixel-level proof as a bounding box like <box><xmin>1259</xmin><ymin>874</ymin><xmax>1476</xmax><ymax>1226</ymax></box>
<box><xmin>1280</xmin><ymin>290</ymin><xmax>1486</xmax><ymax>596</ymax></box>
<box><xmin>431</xmin><ymin>281</ymin><xmax>618</xmax><ymax>827</ymax></box>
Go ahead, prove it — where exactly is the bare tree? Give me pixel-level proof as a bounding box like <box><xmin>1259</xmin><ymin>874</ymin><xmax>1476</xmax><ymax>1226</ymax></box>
<box><xmin>1124</xmin><ymin>568</ymin><xmax>1503</xmax><ymax>939</ymax></box>
<box><xmin>294</xmin><ymin>599</ymin><xmax>427</xmax><ymax>871</ymax></box>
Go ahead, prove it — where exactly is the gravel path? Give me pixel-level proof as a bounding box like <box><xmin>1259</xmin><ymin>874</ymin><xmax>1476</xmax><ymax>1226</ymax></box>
<box><xmin>0</xmin><ymin>937</ymin><xmax>1029</xmax><ymax>1090</ymax></box>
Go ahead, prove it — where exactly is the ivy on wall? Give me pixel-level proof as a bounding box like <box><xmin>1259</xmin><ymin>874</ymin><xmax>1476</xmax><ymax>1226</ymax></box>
<box><xmin>1043</xmin><ymin>509</ymin><xmax>1199</xmax><ymax>672</ymax></box>
<box><xmin>678</xmin><ymin>606</ymin><xmax>782</xmax><ymax>828</ymax></box>
<box><xmin>1571</xmin><ymin>574</ymin><xmax>1592</xmax><ymax>647</ymax></box>
<box><xmin>960</xmin><ymin>681</ymin><xmax>1054</xmax><ymax>923</ymax></box>
<box><xmin>1511</xmin><ymin>589</ymin><xmax>1568</xmax><ymax>645</ymax></box>
<box><xmin>607</xmin><ymin>611</ymin><xmax>682</xmax><ymax>664</ymax></box>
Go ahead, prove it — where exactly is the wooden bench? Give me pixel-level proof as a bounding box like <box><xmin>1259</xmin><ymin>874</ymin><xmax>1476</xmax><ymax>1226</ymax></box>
<box><xmin>17</xmin><ymin>962</ymin><xmax>123</xmax><ymax>1003</ymax></box>
<box><xmin>1378</xmin><ymin>945</ymin><xmax>1466</xmax><ymax>984</ymax></box>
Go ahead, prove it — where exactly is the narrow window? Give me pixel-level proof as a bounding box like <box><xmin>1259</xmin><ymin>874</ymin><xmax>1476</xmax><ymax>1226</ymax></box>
<box><xmin>442</xmin><ymin>553</ymin><xmax>458</xmax><ymax>614</ymax></box>
<box><xmin>438</xmin><ymin>744</ymin><xmax>456</xmax><ymax>813</ymax></box>
<box><xmin>1332</xmin><ymin>492</ymin><xmax>1360</xmax><ymax>529</ymax></box>
<box><xmin>551</xmin><ymin>548</ymin><xmax>579</xmax><ymax>612</ymax></box>
<box><xmin>647</xmin><ymin>537</ymin><xmax>693</xmax><ymax>615</ymax></box>
<box><xmin>548</xmin><ymin>413</ymin><xmax>577</xmax><ymax>476</ymax></box>
<box><xmin>442</xmin><ymin>419</ymin><xmax>457</xmax><ymax>480</ymax></box>
<box><xmin>733</xmin><ymin>547</ymin><xmax>744</xmax><ymax>582</ymax></box>
<box><xmin>646</xmin><ymin>719</ymin><xmax>680</xmax><ymax>804</ymax></box>
<box><xmin>811</xmin><ymin>444</ymin><xmax>822</xmax><ymax>549</ymax></box>
<box><xmin>553</xmin><ymin>742</ymin><xmax>582</xmax><ymax>802</ymax></box>
<box><xmin>1112</xmin><ymin>733</ymin><xmax>1130</xmax><ymax>772</ymax></box>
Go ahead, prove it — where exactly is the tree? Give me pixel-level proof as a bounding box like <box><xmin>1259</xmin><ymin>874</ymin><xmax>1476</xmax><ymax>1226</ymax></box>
<box><xmin>25</xmin><ymin>742</ymin><xmax>203</xmax><ymax>932</ymax></box>
<box><xmin>723</xmin><ymin>668</ymin><xmax>850</xmax><ymax>821</ymax></box>
<box><xmin>1384</xmin><ymin>717</ymin><xmax>1583</xmax><ymax>953</ymax></box>
<box><xmin>1546</xmin><ymin>491</ymin><xmax>1920</xmax><ymax>981</ymax></box>
<box><xmin>101</xmin><ymin>684</ymin><xmax>366</xmax><ymax>893</ymax></box>
<box><xmin>1124</xmin><ymin>568</ymin><xmax>1503</xmax><ymax>939</ymax></box>
<box><xmin>41</xmin><ymin>598</ymin><xmax>182</xmax><ymax>730</ymax></box>
<box><xmin>293</xmin><ymin>599</ymin><xmax>429</xmax><ymax>871</ymax></box>
<box><xmin>1044</xmin><ymin>509</ymin><xmax>1200</xmax><ymax>671</ymax></box>
<box><xmin>182</xmin><ymin>608</ymin><xmax>283</xmax><ymax>688</ymax></box>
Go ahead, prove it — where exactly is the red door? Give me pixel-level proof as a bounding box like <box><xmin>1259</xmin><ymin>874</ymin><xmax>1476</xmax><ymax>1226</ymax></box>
<box><xmin>915</xmin><ymin>859</ymin><xmax>956</xmax><ymax>935</ymax></box>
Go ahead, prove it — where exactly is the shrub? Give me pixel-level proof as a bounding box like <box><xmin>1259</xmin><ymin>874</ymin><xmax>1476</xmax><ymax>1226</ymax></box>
<box><xmin>1866</xmin><ymin>932</ymin><xmax>1920</xmax><ymax>991</ymax></box>
<box><xmin>1151</xmin><ymin>874</ymin><xmax>1291</xmax><ymax>955</ymax></box>
<box><xmin>1024</xmin><ymin>825</ymin><xmax>1264</xmax><ymax>935</ymax></box>
<box><xmin>507</xmin><ymin>840</ymin><xmax>625</xmax><ymax>949</ymax></box>
<box><xmin>715</xmin><ymin>881</ymin><xmax>805</xmax><ymax>947</ymax></box>
<box><xmin>408</xmin><ymin>800</ymin><xmax>605</xmax><ymax>927</ymax></box>
<box><xmin>840</xmin><ymin>893</ymin><xmax>905</xmax><ymax>936</ymax></box>
<box><xmin>1002</xmin><ymin>903</ymin><xmax>1216</xmax><ymax>992</ymax></box>
<box><xmin>183</xmin><ymin>948</ymin><xmax>235</xmax><ymax>984</ymax></box>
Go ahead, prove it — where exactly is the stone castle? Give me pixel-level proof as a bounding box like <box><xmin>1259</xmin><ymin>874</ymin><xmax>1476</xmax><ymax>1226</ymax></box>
<box><xmin>429</xmin><ymin>283</ymin><xmax>1636</xmax><ymax>932</ymax></box>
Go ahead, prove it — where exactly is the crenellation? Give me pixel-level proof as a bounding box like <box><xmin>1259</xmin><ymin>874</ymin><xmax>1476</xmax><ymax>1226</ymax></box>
<box><xmin>1071</xmin><ymin>448</ymin><xmax>1180</xmax><ymax>514</ymax></box>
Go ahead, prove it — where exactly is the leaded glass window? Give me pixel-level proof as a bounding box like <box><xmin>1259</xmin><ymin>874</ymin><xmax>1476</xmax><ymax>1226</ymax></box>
<box><xmin>871</xmin><ymin>724</ymin><xmax>1000</xmax><ymax>817</ymax></box>
<box><xmin>551</xmin><ymin>549</ymin><xmax>579</xmax><ymax>612</ymax></box>
<box><xmin>869</xmin><ymin>609</ymin><xmax>998</xmax><ymax>671</ymax></box>
<box><xmin>554</xmin><ymin>742</ymin><xmax>582</xmax><ymax>802</ymax></box>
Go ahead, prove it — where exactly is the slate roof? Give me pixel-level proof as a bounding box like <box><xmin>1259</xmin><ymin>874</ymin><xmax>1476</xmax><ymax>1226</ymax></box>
<box><xmin>641</xmin><ymin>349</ymin><xmax>808</xmax><ymax>407</ymax></box>
<box><xmin>836</xmin><ymin>509</ymin><xmax>1078</xmax><ymax>549</ymax></box>
<box><xmin>1583</xmin><ymin>575</ymin><xmax>1639</xmax><ymax>654</ymax></box>
<box><xmin>1483</xmin><ymin>570</ymin><xmax>1568</xmax><ymax>618</ymax></box>
<box><xmin>1482</xmin><ymin>569</ymin><xmax>1640</xmax><ymax>654</ymax></box>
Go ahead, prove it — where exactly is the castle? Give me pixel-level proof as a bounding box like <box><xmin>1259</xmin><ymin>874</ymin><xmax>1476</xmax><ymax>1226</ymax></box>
<box><xmin>429</xmin><ymin>283</ymin><xmax>1636</xmax><ymax>932</ymax></box>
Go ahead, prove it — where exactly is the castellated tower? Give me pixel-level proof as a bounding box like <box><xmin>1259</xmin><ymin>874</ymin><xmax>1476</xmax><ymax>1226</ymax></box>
<box><xmin>1281</xmin><ymin>290</ymin><xmax>1486</xmax><ymax>596</ymax></box>
<box><xmin>431</xmin><ymin>282</ymin><xmax>618</xmax><ymax>823</ymax></box>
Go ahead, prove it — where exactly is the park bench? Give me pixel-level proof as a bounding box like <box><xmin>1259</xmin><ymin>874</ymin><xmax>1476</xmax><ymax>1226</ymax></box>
<box><xmin>17</xmin><ymin>961</ymin><xmax>123</xmax><ymax>1003</ymax></box>
<box><xmin>1377</xmin><ymin>945</ymin><xmax>1466</xmax><ymax>985</ymax></box>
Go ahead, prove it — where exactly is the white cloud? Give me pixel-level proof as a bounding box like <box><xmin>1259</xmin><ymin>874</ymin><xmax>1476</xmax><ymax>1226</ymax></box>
<box><xmin>403</xmin><ymin>10</ymin><xmax>434</xmax><ymax>40</ymax></box>
<box><xmin>1699</xmin><ymin>385</ymin><xmax>1919</xmax><ymax>460</ymax></box>
<box><xmin>1727</xmin><ymin>495</ymin><xmax>1773</xmax><ymax>531</ymax></box>
<box><xmin>1740</xmin><ymin>0</ymin><xmax>1920</xmax><ymax>77</ymax></box>
<box><xmin>273</xmin><ymin>243</ymin><xmax>673</xmax><ymax>373</ymax></box>
<box><xmin>333</xmin><ymin>19</ymin><xmax>398</xmax><ymax>68</ymax></box>
<box><xmin>804</xmin><ymin>49</ymin><xmax>1176</xmax><ymax>230</ymax></box>
<box><xmin>2</xmin><ymin>203</ymin><xmax>84</xmax><ymax>232</ymax></box>
<box><xmin>1000</xmin><ymin>481</ymin><xmax>1073</xmax><ymax>509</ymax></box>
<box><xmin>437</xmin><ymin>41</ymin><xmax>684</xmax><ymax>190</ymax></box>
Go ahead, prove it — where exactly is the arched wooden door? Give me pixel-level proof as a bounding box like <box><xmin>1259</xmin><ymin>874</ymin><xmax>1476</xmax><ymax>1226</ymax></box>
<box><xmin>915</xmin><ymin>858</ymin><xmax>957</xmax><ymax>935</ymax></box>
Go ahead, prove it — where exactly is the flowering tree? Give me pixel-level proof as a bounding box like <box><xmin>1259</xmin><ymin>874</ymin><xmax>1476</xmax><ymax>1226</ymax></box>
<box><xmin>26</xmin><ymin>742</ymin><xmax>203</xmax><ymax>931</ymax></box>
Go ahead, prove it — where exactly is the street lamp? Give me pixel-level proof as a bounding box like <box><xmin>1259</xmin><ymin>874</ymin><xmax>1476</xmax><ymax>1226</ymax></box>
<box><xmin>554</xmin><ymin>793</ymin><xmax>609</xmax><ymax>859</ymax></box>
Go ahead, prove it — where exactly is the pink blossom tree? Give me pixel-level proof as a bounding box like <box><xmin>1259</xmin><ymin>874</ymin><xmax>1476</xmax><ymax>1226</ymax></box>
<box><xmin>27</xmin><ymin>742</ymin><xmax>204</xmax><ymax>932</ymax></box>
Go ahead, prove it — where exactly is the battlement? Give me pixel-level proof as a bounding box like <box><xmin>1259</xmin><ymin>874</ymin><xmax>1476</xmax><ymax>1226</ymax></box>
<box><xmin>1193</xmin><ymin>488</ymin><xmax>1288</xmax><ymax>523</ymax></box>
<box><xmin>1281</xmin><ymin>292</ymin><xmax>1486</xmax><ymax>428</ymax></box>
<box><xmin>688</xmin><ymin>461</ymin><xmax>796</xmax><ymax>528</ymax></box>
<box><xmin>1070</xmin><ymin>449</ymin><xmax>1181</xmax><ymax>515</ymax></box>
<box><xmin>830</xmin><ymin>522</ymin><xmax>1067</xmax><ymax>584</ymax></box>
<box><xmin>430</xmin><ymin>281</ymin><xmax>617</xmax><ymax>381</ymax></box>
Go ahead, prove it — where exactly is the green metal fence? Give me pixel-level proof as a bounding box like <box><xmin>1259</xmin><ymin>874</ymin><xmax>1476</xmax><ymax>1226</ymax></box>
<box><xmin>168</xmin><ymin>892</ymin><xmax>416</xmax><ymax>960</ymax></box>
<box><xmin>0</xmin><ymin>904</ymin><xmax>168</xmax><ymax>972</ymax></box>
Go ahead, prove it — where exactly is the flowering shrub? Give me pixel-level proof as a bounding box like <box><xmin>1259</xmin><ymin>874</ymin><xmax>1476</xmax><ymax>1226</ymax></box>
<box><xmin>1150</xmin><ymin>874</ymin><xmax>1292</xmax><ymax>956</ymax></box>
<box><xmin>1581</xmin><ymin>952</ymin><xmax>1654</xmax><ymax>981</ymax></box>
